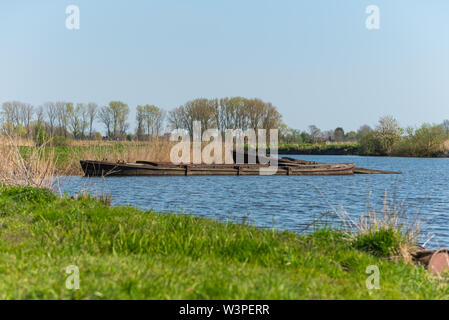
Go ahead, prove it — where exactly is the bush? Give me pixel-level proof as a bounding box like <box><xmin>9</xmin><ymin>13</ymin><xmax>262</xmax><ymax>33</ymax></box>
<box><xmin>0</xmin><ymin>186</ymin><xmax>57</xmax><ymax>204</ymax></box>
<box><xmin>409</xmin><ymin>124</ymin><xmax>446</xmax><ymax>156</ymax></box>
<box><xmin>353</xmin><ymin>229</ymin><xmax>403</xmax><ymax>257</ymax></box>
<box><xmin>93</xmin><ymin>132</ymin><xmax>103</xmax><ymax>141</ymax></box>
<box><xmin>358</xmin><ymin>131</ymin><xmax>384</xmax><ymax>156</ymax></box>
<box><xmin>51</xmin><ymin>136</ymin><xmax>71</xmax><ymax>147</ymax></box>
<box><xmin>391</xmin><ymin>124</ymin><xmax>447</xmax><ymax>157</ymax></box>
<box><xmin>33</xmin><ymin>125</ymin><xmax>49</xmax><ymax>146</ymax></box>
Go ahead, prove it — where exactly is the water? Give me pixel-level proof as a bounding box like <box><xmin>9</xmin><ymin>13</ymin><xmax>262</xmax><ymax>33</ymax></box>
<box><xmin>57</xmin><ymin>155</ymin><xmax>449</xmax><ymax>248</ymax></box>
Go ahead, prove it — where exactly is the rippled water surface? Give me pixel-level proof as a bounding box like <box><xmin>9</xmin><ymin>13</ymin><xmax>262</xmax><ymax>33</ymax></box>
<box><xmin>58</xmin><ymin>155</ymin><xmax>449</xmax><ymax>247</ymax></box>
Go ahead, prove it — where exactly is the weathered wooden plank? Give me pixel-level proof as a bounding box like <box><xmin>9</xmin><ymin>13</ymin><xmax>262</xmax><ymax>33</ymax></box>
<box><xmin>80</xmin><ymin>160</ymin><xmax>399</xmax><ymax>177</ymax></box>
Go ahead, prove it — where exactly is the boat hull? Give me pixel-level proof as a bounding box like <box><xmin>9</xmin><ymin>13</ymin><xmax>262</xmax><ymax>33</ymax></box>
<box><xmin>80</xmin><ymin>160</ymin><xmax>356</xmax><ymax>177</ymax></box>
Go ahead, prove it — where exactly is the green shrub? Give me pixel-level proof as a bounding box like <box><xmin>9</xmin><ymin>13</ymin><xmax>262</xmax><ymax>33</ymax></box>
<box><xmin>358</xmin><ymin>131</ymin><xmax>385</xmax><ymax>156</ymax></box>
<box><xmin>353</xmin><ymin>228</ymin><xmax>403</xmax><ymax>257</ymax></box>
<box><xmin>0</xmin><ymin>186</ymin><xmax>57</xmax><ymax>204</ymax></box>
<box><xmin>33</xmin><ymin>125</ymin><xmax>49</xmax><ymax>147</ymax></box>
<box><xmin>51</xmin><ymin>136</ymin><xmax>71</xmax><ymax>147</ymax></box>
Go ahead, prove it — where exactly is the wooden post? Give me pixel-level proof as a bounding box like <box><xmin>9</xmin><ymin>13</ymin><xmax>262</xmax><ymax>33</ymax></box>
<box><xmin>236</xmin><ymin>166</ymin><xmax>241</xmax><ymax>176</ymax></box>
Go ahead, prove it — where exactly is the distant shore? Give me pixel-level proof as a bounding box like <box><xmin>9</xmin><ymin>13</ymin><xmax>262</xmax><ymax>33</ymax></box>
<box><xmin>12</xmin><ymin>140</ymin><xmax>449</xmax><ymax>178</ymax></box>
<box><xmin>277</xmin><ymin>142</ymin><xmax>449</xmax><ymax>158</ymax></box>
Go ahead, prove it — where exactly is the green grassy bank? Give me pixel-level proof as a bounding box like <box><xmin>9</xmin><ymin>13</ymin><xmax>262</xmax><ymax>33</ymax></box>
<box><xmin>0</xmin><ymin>186</ymin><xmax>447</xmax><ymax>299</ymax></box>
<box><xmin>278</xmin><ymin>142</ymin><xmax>359</xmax><ymax>155</ymax></box>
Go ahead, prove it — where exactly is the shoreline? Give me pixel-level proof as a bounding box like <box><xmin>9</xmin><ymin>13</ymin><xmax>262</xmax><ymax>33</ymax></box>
<box><xmin>277</xmin><ymin>149</ymin><xmax>449</xmax><ymax>158</ymax></box>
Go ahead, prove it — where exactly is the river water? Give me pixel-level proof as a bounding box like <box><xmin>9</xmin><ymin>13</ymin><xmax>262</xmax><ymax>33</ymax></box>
<box><xmin>57</xmin><ymin>155</ymin><xmax>449</xmax><ymax>248</ymax></box>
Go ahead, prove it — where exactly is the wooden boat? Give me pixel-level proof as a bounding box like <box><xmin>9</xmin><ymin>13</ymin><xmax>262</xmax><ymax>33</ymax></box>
<box><xmin>80</xmin><ymin>157</ymin><xmax>400</xmax><ymax>177</ymax></box>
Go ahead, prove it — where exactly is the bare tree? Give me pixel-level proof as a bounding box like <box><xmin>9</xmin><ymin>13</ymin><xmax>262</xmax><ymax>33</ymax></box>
<box><xmin>357</xmin><ymin>124</ymin><xmax>372</xmax><ymax>139</ymax></box>
<box><xmin>136</xmin><ymin>105</ymin><xmax>145</xmax><ymax>138</ymax></box>
<box><xmin>375</xmin><ymin>115</ymin><xmax>401</xmax><ymax>154</ymax></box>
<box><xmin>1</xmin><ymin>102</ymin><xmax>15</xmax><ymax>134</ymax></box>
<box><xmin>98</xmin><ymin>105</ymin><xmax>113</xmax><ymax>138</ymax></box>
<box><xmin>44</xmin><ymin>102</ymin><xmax>58</xmax><ymax>136</ymax></box>
<box><xmin>36</xmin><ymin>105</ymin><xmax>45</xmax><ymax>127</ymax></box>
<box><xmin>168</xmin><ymin>97</ymin><xmax>281</xmax><ymax>138</ymax></box>
<box><xmin>67</xmin><ymin>103</ymin><xmax>89</xmax><ymax>139</ymax></box>
<box><xmin>106</xmin><ymin>101</ymin><xmax>129</xmax><ymax>138</ymax></box>
<box><xmin>441</xmin><ymin>119</ymin><xmax>449</xmax><ymax>135</ymax></box>
<box><xmin>137</xmin><ymin>105</ymin><xmax>165</xmax><ymax>139</ymax></box>
<box><xmin>308</xmin><ymin>125</ymin><xmax>321</xmax><ymax>143</ymax></box>
<box><xmin>56</xmin><ymin>102</ymin><xmax>69</xmax><ymax>137</ymax></box>
<box><xmin>87</xmin><ymin>103</ymin><xmax>98</xmax><ymax>139</ymax></box>
<box><xmin>334</xmin><ymin>127</ymin><xmax>345</xmax><ymax>142</ymax></box>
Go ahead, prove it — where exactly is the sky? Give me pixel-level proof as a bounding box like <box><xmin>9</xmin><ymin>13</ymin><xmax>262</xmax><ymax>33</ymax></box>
<box><xmin>1</xmin><ymin>0</ymin><xmax>449</xmax><ymax>133</ymax></box>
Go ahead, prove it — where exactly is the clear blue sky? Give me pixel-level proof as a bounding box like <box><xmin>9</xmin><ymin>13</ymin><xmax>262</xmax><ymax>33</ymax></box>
<box><xmin>1</xmin><ymin>0</ymin><xmax>448</xmax><ymax>132</ymax></box>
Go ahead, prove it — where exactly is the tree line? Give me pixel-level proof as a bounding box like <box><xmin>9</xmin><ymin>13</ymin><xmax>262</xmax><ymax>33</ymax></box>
<box><xmin>2</xmin><ymin>99</ymin><xmax>448</xmax><ymax>156</ymax></box>
<box><xmin>357</xmin><ymin>116</ymin><xmax>449</xmax><ymax>157</ymax></box>
<box><xmin>280</xmin><ymin>115</ymin><xmax>449</xmax><ymax>157</ymax></box>
<box><xmin>168</xmin><ymin>97</ymin><xmax>282</xmax><ymax>136</ymax></box>
<box><xmin>0</xmin><ymin>97</ymin><xmax>282</xmax><ymax>143</ymax></box>
<box><xmin>0</xmin><ymin>100</ymin><xmax>164</xmax><ymax>142</ymax></box>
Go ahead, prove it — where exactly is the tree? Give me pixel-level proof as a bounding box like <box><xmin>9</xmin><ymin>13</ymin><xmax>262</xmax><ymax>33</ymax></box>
<box><xmin>87</xmin><ymin>103</ymin><xmax>98</xmax><ymax>139</ymax></box>
<box><xmin>308</xmin><ymin>125</ymin><xmax>321</xmax><ymax>143</ymax></box>
<box><xmin>1</xmin><ymin>102</ymin><xmax>15</xmax><ymax>134</ymax></box>
<box><xmin>358</xmin><ymin>116</ymin><xmax>402</xmax><ymax>155</ymax></box>
<box><xmin>56</xmin><ymin>101</ymin><xmax>69</xmax><ymax>137</ymax></box>
<box><xmin>99</xmin><ymin>101</ymin><xmax>129</xmax><ymax>139</ymax></box>
<box><xmin>66</xmin><ymin>103</ymin><xmax>89</xmax><ymax>139</ymax></box>
<box><xmin>20</xmin><ymin>103</ymin><xmax>33</xmax><ymax>137</ymax></box>
<box><xmin>136</xmin><ymin>105</ymin><xmax>145</xmax><ymax>137</ymax></box>
<box><xmin>441</xmin><ymin>120</ymin><xmax>449</xmax><ymax>135</ymax></box>
<box><xmin>345</xmin><ymin>131</ymin><xmax>357</xmax><ymax>141</ymax></box>
<box><xmin>375</xmin><ymin>116</ymin><xmax>401</xmax><ymax>154</ymax></box>
<box><xmin>110</xmin><ymin>101</ymin><xmax>129</xmax><ymax>138</ymax></box>
<box><xmin>0</xmin><ymin>101</ymin><xmax>34</xmax><ymax>137</ymax></box>
<box><xmin>44</xmin><ymin>102</ymin><xmax>58</xmax><ymax>136</ymax></box>
<box><xmin>411</xmin><ymin>124</ymin><xmax>446</xmax><ymax>156</ymax></box>
<box><xmin>168</xmin><ymin>97</ymin><xmax>282</xmax><ymax>138</ymax></box>
<box><xmin>35</xmin><ymin>105</ymin><xmax>45</xmax><ymax>127</ymax></box>
<box><xmin>141</xmin><ymin>105</ymin><xmax>164</xmax><ymax>138</ymax></box>
<box><xmin>66</xmin><ymin>103</ymin><xmax>77</xmax><ymax>138</ymax></box>
<box><xmin>357</xmin><ymin>124</ymin><xmax>372</xmax><ymax>139</ymax></box>
<box><xmin>359</xmin><ymin>130</ymin><xmax>382</xmax><ymax>155</ymax></box>
<box><xmin>333</xmin><ymin>127</ymin><xmax>345</xmax><ymax>142</ymax></box>
<box><xmin>98</xmin><ymin>106</ymin><xmax>113</xmax><ymax>138</ymax></box>
<box><xmin>136</xmin><ymin>104</ymin><xmax>165</xmax><ymax>139</ymax></box>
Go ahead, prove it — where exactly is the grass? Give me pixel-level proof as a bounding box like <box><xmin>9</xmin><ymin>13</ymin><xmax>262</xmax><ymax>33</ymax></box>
<box><xmin>278</xmin><ymin>142</ymin><xmax>359</xmax><ymax>155</ymax></box>
<box><xmin>0</xmin><ymin>185</ymin><xmax>447</xmax><ymax>299</ymax></box>
<box><xmin>353</xmin><ymin>229</ymin><xmax>404</xmax><ymax>257</ymax></box>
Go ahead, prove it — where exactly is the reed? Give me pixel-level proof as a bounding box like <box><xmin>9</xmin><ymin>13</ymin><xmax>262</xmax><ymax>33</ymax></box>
<box><xmin>0</xmin><ymin>136</ymin><xmax>56</xmax><ymax>188</ymax></box>
<box><xmin>58</xmin><ymin>140</ymin><xmax>176</xmax><ymax>175</ymax></box>
<box><xmin>317</xmin><ymin>188</ymin><xmax>422</xmax><ymax>259</ymax></box>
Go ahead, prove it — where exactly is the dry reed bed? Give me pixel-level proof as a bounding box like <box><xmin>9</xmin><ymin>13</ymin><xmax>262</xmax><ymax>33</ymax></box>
<box><xmin>0</xmin><ymin>138</ymin><xmax>56</xmax><ymax>188</ymax></box>
<box><xmin>61</xmin><ymin>140</ymin><xmax>176</xmax><ymax>175</ymax></box>
<box><xmin>59</xmin><ymin>140</ymin><xmax>240</xmax><ymax>175</ymax></box>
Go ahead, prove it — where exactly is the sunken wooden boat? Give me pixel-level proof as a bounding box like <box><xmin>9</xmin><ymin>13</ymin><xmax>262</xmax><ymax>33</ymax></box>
<box><xmin>80</xmin><ymin>156</ymin><xmax>400</xmax><ymax>177</ymax></box>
